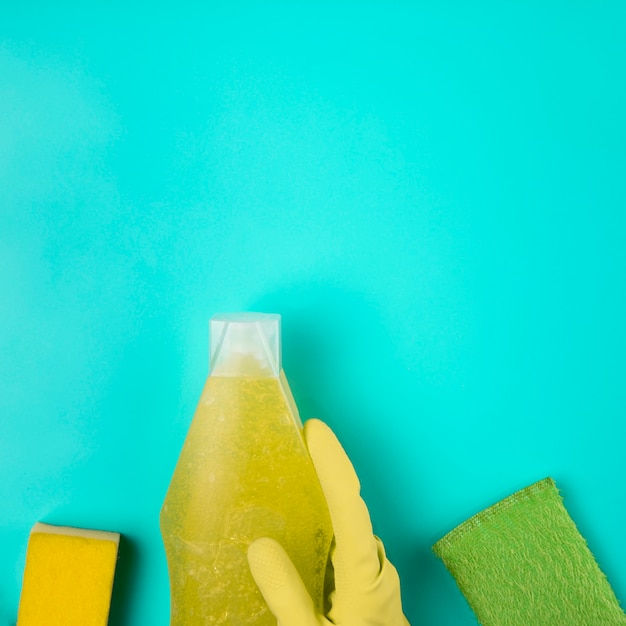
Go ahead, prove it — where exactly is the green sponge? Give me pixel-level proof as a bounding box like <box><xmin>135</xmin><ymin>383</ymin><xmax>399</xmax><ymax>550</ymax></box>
<box><xmin>433</xmin><ymin>478</ymin><xmax>626</xmax><ymax>625</ymax></box>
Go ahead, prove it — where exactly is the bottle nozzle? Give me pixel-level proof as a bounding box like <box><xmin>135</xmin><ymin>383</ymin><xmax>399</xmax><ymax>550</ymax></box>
<box><xmin>209</xmin><ymin>313</ymin><xmax>281</xmax><ymax>377</ymax></box>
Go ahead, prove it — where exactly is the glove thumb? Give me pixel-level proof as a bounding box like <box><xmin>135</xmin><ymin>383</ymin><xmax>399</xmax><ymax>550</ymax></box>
<box><xmin>247</xmin><ymin>537</ymin><xmax>324</xmax><ymax>626</ymax></box>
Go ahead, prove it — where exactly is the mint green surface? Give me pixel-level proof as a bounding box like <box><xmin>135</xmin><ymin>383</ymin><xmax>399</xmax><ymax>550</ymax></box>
<box><xmin>434</xmin><ymin>478</ymin><xmax>626</xmax><ymax>625</ymax></box>
<box><xmin>1</xmin><ymin>3</ymin><xmax>626</xmax><ymax>624</ymax></box>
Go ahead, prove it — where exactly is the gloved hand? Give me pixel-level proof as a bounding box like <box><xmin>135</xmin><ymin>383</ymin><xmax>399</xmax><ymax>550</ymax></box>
<box><xmin>247</xmin><ymin>418</ymin><xmax>410</xmax><ymax>626</ymax></box>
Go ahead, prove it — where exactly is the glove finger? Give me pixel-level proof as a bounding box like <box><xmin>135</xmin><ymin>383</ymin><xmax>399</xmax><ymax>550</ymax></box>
<box><xmin>304</xmin><ymin>419</ymin><xmax>381</xmax><ymax>591</ymax></box>
<box><xmin>247</xmin><ymin>537</ymin><xmax>323</xmax><ymax>626</ymax></box>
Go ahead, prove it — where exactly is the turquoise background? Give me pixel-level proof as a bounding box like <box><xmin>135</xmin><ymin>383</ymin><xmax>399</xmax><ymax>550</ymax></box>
<box><xmin>2</xmin><ymin>2</ymin><xmax>626</xmax><ymax>624</ymax></box>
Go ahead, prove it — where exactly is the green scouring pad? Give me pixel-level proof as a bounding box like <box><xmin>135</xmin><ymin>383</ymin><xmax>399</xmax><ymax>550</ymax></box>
<box><xmin>433</xmin><ymin>477</ymin><xmax>626</xmax><ymax>625</ymax></box>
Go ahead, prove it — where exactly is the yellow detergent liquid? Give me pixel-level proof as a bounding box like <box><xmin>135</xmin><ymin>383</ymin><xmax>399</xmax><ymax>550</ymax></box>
<box><xmin>160</xmin><ymin>314</ymin><xmax>333</xmax><ymax>625</ymax></box>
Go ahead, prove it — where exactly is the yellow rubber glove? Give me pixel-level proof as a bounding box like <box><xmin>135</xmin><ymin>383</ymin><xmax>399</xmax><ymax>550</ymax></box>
<box><xmin>247</xmin><ymin>418</ymin><xmax>410</xmax><ymax>626</ymax></box>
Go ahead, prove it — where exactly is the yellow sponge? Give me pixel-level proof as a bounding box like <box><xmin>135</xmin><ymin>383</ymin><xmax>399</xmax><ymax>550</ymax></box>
<box><xmin>17</xmin><ymin>522</ymin><xmax>120</xmax><ymax>626</ymax></box>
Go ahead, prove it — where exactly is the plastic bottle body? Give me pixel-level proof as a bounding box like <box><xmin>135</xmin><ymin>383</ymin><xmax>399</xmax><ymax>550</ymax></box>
<box><xmin>161</xmin><ymin>372</ymin><xmax>333</xmax><ymax>625</ymax></box>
